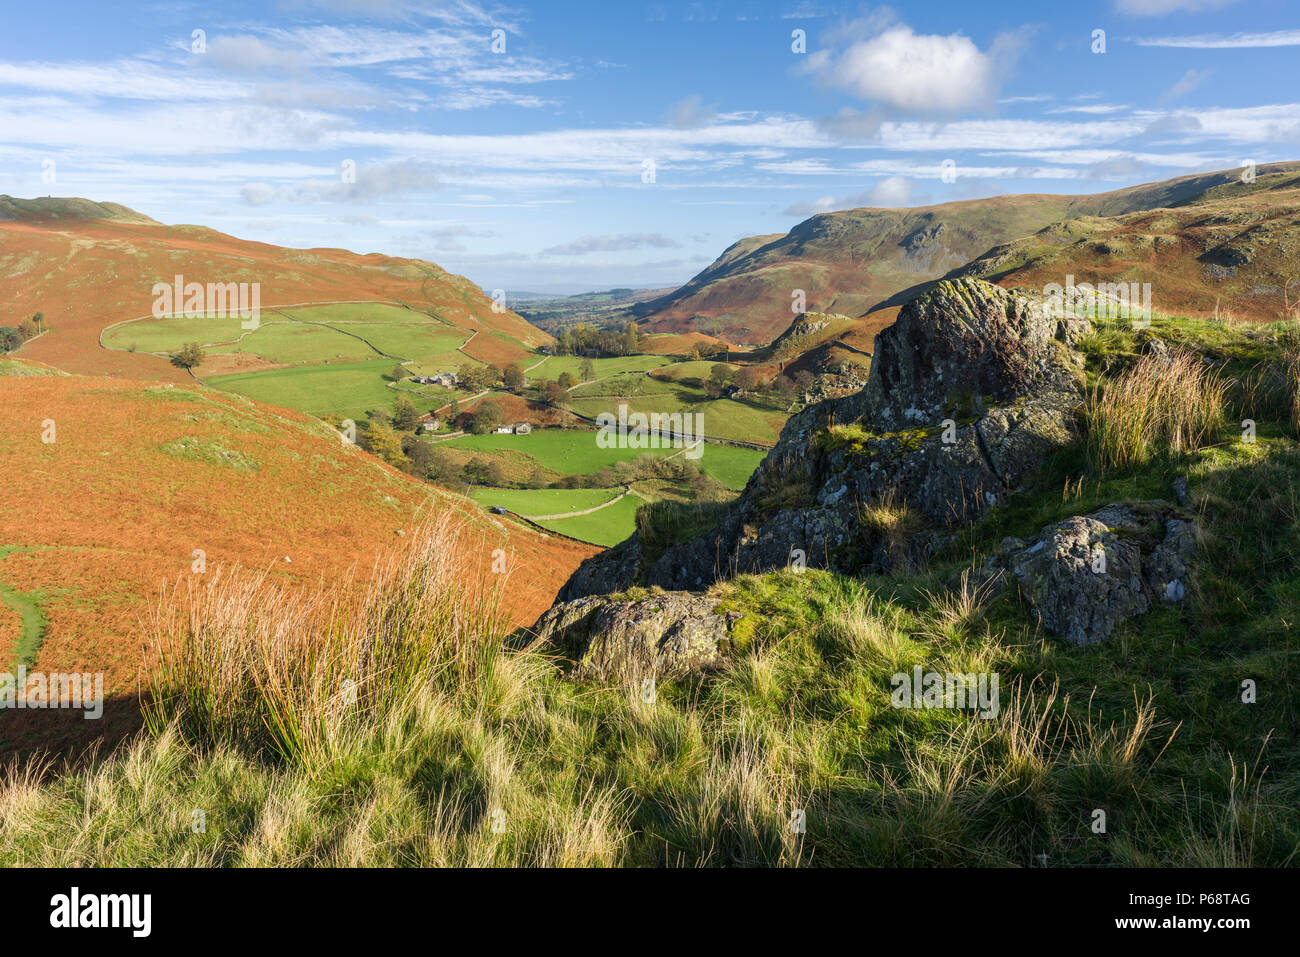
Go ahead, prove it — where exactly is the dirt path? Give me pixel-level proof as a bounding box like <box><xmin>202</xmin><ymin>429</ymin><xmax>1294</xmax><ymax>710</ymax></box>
<box><xmin>521</xmin><ymin>486</ymin><xmax>631</xmax><ymax>521</ymax></box>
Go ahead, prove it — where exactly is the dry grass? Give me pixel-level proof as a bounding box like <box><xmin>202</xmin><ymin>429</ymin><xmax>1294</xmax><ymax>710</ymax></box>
<box><xmin>1086</xmin><ymin>348</ymin><xmax>1228</xmax><ymax>472</ymax></box>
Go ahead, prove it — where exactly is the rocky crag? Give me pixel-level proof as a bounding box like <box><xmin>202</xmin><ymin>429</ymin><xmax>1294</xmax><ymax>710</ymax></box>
<box><xmin>530</xmin><ymin>277</ymin><xmax>1197</xmax><ymax>673</ymax></box>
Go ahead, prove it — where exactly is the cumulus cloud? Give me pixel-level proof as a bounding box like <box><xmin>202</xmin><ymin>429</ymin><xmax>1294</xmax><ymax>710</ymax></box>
<box><xmin>539</xmin><ymin>233</ymin><xmax>681</xmax><ymax>256</ymax></box>
<box><xmin>803</xmin><ymin>21</ymin><xmax>1029</xmax><ymax>113</ymax></box>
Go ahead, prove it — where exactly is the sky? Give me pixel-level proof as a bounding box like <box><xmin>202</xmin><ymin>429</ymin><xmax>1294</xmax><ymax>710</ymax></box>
<box><xmin>1</xmin><ymin>0</ymin><xmax>1298</xmax><ymax>294</ymax></box>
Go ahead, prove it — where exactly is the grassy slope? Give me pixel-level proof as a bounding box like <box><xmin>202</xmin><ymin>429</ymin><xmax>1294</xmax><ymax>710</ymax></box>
<box><xmin>636</xmin><ymin>163</ymin><xmax>1300</xmax><ymax>344</ymax></box>
<box><xmin>0</xmin><ymin>204</ymin><xmax>551</xmax><ymax>380</ymax></box>
<box><xmin>952</xmin><ymin>168</ymin><xmax>1300</xmax><ymax>324</ymax></box>
<box><xmin>1</xmin><ymin>314</ymin><xmax>1296</xmax><ymax>864</ymax></box>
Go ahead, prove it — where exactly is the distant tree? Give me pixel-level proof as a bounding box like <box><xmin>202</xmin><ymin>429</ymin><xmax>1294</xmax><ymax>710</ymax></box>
<box><xmin>468</xmin><ymin>400</ymin><xmax>506</xmax><ymax>435</ymax></box>
<box><xmin>457</xmin><ymin>362</ymin><xmax>498</xmax><ymax>392</ymax></box>
<box><xmin>362</xmin><ymin>422</ymin><xmax>410</xmax><ymax>469</ymax></box>
<box><xmin>620</xmin><ymin>321</ymin><xmax>640</xmax><ymax>356</ymax></box>
<box><xmin>31</xmin><ymin>312</ymin><xmax>44</xmax><ymax>334</ymax></box>
<box><xmin>171</xmin><ymin>342</ymin><xmax>205</xmax><ymax>370</ymax></box>
<box><xmin>704</xmin><ymin>363</ymin><xmax>734</xmax><ymax>398</ymax></box>
<box><xmin>0</xmin><ymin>327</ymin><xmax>20</xmax><ymax>352</ymax></box>
<box><xmin>557</xmin><ymin>371</ymin><xmax>576</xmax><ymax>389</ymax></box>
<box><xmin>580</xmin><ymin>357</ymin><xmax>595</xmax><ymax>381</ymax></box>
<box><xmin>462</xmin><ymin>456</ymin><xmax>504</xmax><ymax>486</ymax></box>
<box><xmin>17</xmin><ymin>318</ymin><xmax>37</xmax><ymax>342</ymax></box>
<box><xmin>770</xmin><ymin>374</ymin><xmax>797</xmax><ymax>401</ymax></box>
<box><xmin>391</xmin><ymin>364</ymin><xmax>406</xmax><ymax>382</ymax></box>
<box><xmin>734</xmin><ymin>366</ymin><xmax>761</xmax><ymax>391</ymax></box>
<box><xmin>423</xmin><ymin>449</ymin><xmax>457</xmax><ymax>484</ymax></box>
<box><xmin>544</xmin><ymin>382</ymin><xmax>568</xmax><ymax>405</ymax></box>
<box><xmin>392</xmin><ymin>395</ymin><xmax>421</xmax><ymax>431</ymax></box>
<box><xmin>501</xmin><ymin>363</ymin><xmax>525</xmax><ymax>392</ymax></box>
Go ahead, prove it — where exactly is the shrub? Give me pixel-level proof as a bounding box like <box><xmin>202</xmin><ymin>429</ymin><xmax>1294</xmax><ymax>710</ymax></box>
<box><xmin>170</xmin><ymin>342</ymin><xmax>206</xmax><ymax>370</ymax></box>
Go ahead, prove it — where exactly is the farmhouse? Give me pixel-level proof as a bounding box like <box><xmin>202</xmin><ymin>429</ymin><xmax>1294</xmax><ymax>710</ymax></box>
<box><xmin>414</xmin><ymin>372</ymin><xmax>458</xmax><ymax>388</ymax></box>
<box><xmin>420</xmin><ymin>415</ymin><xmax>441</xmax><ymax>432</ymax></box>
<box><xmin>494</xmin><ymin>422</ymin><xmax>533</xmax><ymax>435</ymax></box>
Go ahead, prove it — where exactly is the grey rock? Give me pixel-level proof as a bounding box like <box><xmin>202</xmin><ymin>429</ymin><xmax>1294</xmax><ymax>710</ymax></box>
<box><xmin>978</xmin><ymin>502</ymin><xmax>1197</xmax><ymax>646</ymax></box>
<box><xmin>558</xmin><ymin>278</ymin><xmax>1090</xmax><ymax>599</ymax></box>
<box><xmin>526</xmin><ymin>593</ymin><xmax>743</xmax><ymax>682</ymax></box>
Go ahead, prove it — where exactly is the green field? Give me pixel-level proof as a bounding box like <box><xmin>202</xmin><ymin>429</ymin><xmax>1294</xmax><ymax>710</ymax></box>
<box><xmin>535</xmin><ymin>492</ymin><xmax>644</xmax><ymax>546</ymax></box>
<box><xmin>687</xmin><ymin>443</ymin><xmax>766</xmax><ymax>490</ymax></box>
<box><xmin>531</xmin><ymin>354</ymin><xmax>671</xmax><ymax>382</ymax></box>
<box><xmin>653</xmin><ymin>360</ymin><xmax>738</xmax><ymax>381</ymax></box>
<box><xmin>278</xmin><ymin>302</ymin><xmax>420</xmax><ymax>324</ymax></box>
<box><xmin>331</xmin><ymin>324</ymin><xmax>469</xmax><ymax>359</ymax></box>
<box><xmin>442</xmin><ymin>427</ymin><xmax>764</xmax><ymax>491</ymax></box>
<box><xmin>103</xmin><ymin>314</ymin><xmax>248</xmax><ymax>352</ymax></box>
<box><xmin>209</xmin><ymin>359</ymin><xmax>425</xmax><ymax>419</ymax></box>
<box><xmin>441</xmin><ymin>428</ymin><xmax>661</xmax><ymax>474</ymax></box>
<box><xmin>567</xmin><ymin>390</ymin><xmax>785</xmax><ymax>445</ymax></box>
<box><xmin>468</xmin><ymin>486</ymin><xmax>623</xmax><ymax>516</ymax></box>
<box><xmin>107</xmin><ymin>302</ymin><xmax>508</xmax><ymax>422</ymax></box>
<box><xmin>106</xmin><ymin>303</ymin><xmax>473</xmax><ymax>366</ymax></box>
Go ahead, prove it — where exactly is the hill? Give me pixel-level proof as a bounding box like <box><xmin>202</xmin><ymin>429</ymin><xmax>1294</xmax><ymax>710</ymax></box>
<box><xmin>0</xmin><ymin>196</ymin><xmax>552</xmax><ymax>381</ymax></box>
<box><xmin>0</xmin><ymin>373</ymin><xmax>596</xmax><ymax>757</ymax></box>
<box><xmin>632</xmin><ymin>163</ymin><xmax>1300</xmax><ymax>344</ymax></box>
<box><xmin>948</xmin><ymin>166</ymin><xmax>1300</xmax><ymax>324</ymax></box>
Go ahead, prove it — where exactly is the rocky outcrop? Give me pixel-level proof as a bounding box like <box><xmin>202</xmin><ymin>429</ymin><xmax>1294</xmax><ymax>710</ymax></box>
<box><xmin>526</xmin><ymin>593</ymin><xmax>745</xmax><ymax>682</ymax></box>
<box><xmin>559</xmin><ymin>278</ymin><xmax>1090</xmax><ymax>600</ymax></box>
<box><xmin>976</xmin><ymin>502</ymin><xmax>1197</xmax><ymax>646</ymax></box>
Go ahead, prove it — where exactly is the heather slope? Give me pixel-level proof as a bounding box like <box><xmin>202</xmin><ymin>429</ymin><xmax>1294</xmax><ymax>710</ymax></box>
<box><xmin>0</xmin><ymin>197</ymin><xmax>551</xmax><ymax>379</ymax></box>
<box><xmin>0</xmin><ymin>374</ymin><xmax>596</xmax><ymax>756</ymax></box>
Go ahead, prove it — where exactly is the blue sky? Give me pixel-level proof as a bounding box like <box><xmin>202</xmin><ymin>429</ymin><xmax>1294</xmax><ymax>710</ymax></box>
<box><xmin>1</xmin><ymin>0</ymin><xmax>1298</xmax><ymax>293</ymax></box>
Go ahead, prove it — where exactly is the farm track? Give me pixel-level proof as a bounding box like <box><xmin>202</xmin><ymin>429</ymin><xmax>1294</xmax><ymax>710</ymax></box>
<box><xmin>520</xmin><ymin>486</ymin><xmax>631</xmax><ymax>521</ymax></box>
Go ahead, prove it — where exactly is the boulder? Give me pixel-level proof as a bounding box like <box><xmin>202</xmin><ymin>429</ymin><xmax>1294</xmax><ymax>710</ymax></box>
<box><xmin>526</xmin><ymin>593</ymin><xmax>745</xmax><ymax>682</ymax></box>
<box><xmin>558</xmin><ymin>278</ymin><xmax>1090</xmax><ymax>600</ymax></box>
<box><xmin>977</xmin><ymin>502</ymin><xmax>1196</xmax><ymax>646</ymax></box>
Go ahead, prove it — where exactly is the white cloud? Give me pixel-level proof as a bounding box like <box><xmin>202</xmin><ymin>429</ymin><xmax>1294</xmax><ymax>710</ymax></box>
<box><xmin>1133</xmin><ymin>29</ymin><xmax>1300</xmax><ymax>48</ymax></box>
<box><xmin>783</xmin><ymin>175</ymin><xmax>913</xmax><ymax>216</ymax></box>
<box><xmin>1162</xmin><ymin>69</ymin><xmax>1213</xmax><ymax>102</ymax></box>
<box><xmin>804</xmin><ymin>23</ymin><xmax>1015</xmax><ymax>112</ymax></box>
<box><xmin>540</xmin><ymin>234</ymin><xmax>682</xmax><ymax>256</ymax></box>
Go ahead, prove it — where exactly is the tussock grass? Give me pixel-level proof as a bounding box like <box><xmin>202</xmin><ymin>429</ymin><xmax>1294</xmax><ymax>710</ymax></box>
<box><xmin>8</xmin><ymin>512</ymin><xmax>1283</xmax><ymax>867</ymax></box>
<box><xmin>1086</xmin><ymin>348</ymin><xmax>1227</xmax><ymax>472</ymax></box>
<box><xmin>1233</xmin><ymin>345</ymin><xmax>1300</xmax><ymax>438</ymax></box>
